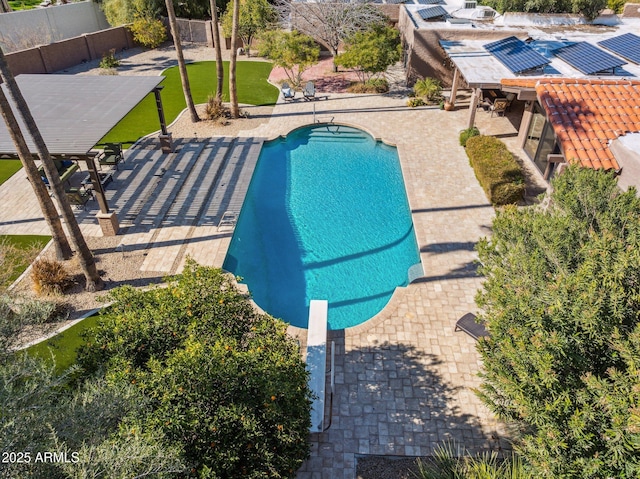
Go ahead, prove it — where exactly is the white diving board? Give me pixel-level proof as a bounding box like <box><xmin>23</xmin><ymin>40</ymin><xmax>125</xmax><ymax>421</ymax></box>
<box><xmin>307</xmin><ymin>299</ymin><xmax>328</xmax><ymax>433</ymax></box>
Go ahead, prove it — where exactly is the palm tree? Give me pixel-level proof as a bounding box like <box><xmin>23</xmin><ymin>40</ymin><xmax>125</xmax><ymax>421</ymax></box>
<box><xmin>0</xmin><ymin>88</ymin><xmax>73</xmax><ymax>261</ymax></box>
<box><xmin>0</xmin><ymin>48</ymin><xmax>104</xmax><ymax>292</ymax></box>
<box><xmin>229</xmin><ymin>0</ymin><xmax>240</xmax><ymax>118</ymax></box>
<box><xmin>165</xmin><ymin>0</ymin><xmax>200</xmax><ymax>123</ymax></box>
<box><xmin>210</xmin><ymin>0</ymin><xmax>224</xmax><ymax>99</ymax></box>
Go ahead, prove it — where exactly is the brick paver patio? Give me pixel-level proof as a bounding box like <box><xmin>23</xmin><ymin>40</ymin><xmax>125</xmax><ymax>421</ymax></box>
<box><xmin>0</xmin><ymin>78</ymin><xmax>533</xmax><ymax>476</ymax></box>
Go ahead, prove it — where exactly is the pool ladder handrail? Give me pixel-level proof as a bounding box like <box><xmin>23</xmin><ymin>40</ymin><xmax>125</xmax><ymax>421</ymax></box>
<box><xmin>217</xmin><ymin>210</ymin><xmax>238</xmax><ymax>230</ymax></box>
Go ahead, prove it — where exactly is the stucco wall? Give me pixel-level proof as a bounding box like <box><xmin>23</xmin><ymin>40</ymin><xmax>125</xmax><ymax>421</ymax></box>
<box><xmin>0</xmin><ymin>1</ymin><xmax>109</xmax><ymax>53</ymax></box>
<box><xmin>5</xmin><ymin>26</ymin><xmax>134</xmax><ymax>75</ymax></box>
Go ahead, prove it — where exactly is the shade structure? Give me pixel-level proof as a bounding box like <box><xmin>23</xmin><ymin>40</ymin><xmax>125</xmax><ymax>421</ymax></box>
<box><xmin>0</xmin><ymin>74</ymin><xmax>165</xmax><ymax>158</ymax></box>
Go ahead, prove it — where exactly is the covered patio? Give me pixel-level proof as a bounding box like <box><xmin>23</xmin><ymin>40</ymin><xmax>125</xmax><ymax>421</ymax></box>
<box><xmin>0</xmin><ymin>74</ymin><xmax>169</xmax><ymax>235</ymax></box>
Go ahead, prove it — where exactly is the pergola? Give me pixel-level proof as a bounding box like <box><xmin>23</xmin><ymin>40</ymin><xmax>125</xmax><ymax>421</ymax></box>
<box><xmin>439</xmin><ymin>40</ymin><xmax>539</xmax><ymax>129</ymax></box>
<box><xmin>0</xmin><ymin>74</ymin><xmax>170</xmax><ymax>231</ymax></box>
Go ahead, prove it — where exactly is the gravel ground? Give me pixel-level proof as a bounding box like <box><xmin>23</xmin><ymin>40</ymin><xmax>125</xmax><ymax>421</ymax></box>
<box><xmin>357</xmin><ymin>456</ymin><xmax>422</xmax><ymax>479</ymax></box>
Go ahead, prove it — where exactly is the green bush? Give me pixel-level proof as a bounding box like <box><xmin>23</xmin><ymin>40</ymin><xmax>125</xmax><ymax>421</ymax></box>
<box><xmin>465</xmin><ymin>135</ymin><xmax>524</xmax><ymax>206</ymax></box>
<box><xmin>413</xmin><ymin>77</ymin><xmax>443</xmax><ymax>103</ymax></box>
<box><xmin>128</xmin><ymin>17</ymin><xmax>167</xmax><ymax>49</ymax></box>
<box><xmin>79</xmin><ymin>260</ymin><xmax>312</xmax><ymax>478</ymax></box>
<box><xmin>459</xmin><ymin>126</ymin><xmax>480</xmax><ymax>147</ymax></box>
<box><xmin>407</xmin><ymin>97</ymin><xmax>426</xmax><ymax>108</ymax></box>
<box><xmin>99</xmin><ymin>49</ymin><xmax>120</xmax><ymax>70</ymax></box>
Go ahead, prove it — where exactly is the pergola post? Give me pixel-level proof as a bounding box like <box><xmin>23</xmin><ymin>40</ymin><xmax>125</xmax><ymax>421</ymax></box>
<box><xmin>154</xmin><ymin>86</ymin><xmax>174</xmax><ymax>153</ymax></box>
<box><xmin>449</xmin><ymin>67</ymin><xmax>460</xmax><ymax>106</ymax></box>
<box><xmin>85</xmin><ymin>156</ymin><xmax>120</xmax><ymax>236</ymax></box>
<box><xmin>467</xmin><ymin>87</ymin><xmax>481</xmax><ymax>129</ymax></box>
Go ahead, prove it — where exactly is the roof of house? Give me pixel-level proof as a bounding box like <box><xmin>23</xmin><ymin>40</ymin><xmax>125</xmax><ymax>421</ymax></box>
<box><xmin>502</xmin><ymin>78</ymin><xmax>640</xmax><ymax>170</ymax></box>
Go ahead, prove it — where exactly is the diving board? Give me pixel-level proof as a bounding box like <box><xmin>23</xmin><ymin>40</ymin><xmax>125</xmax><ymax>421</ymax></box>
<box><xmin>307</xmin><ymin>299</ymin><xmax>328</xmax><ymax>433</ymax></box>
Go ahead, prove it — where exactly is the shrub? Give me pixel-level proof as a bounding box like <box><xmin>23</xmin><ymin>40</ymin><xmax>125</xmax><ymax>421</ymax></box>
<box><xmin>204</xmin><ymin>95</ymin><xmax>230</xmax><ymax>123</ymax></box>
<box><xmin>79</xmin><ymin>260</ymin><xmax>312</xmax><ymax>477</ymax></box>
<box><xmin>99</xmin><ymin>49</ymin><xmax>120</xmax><ymax>69</ymax></box>
<box><xmin>407</xmin><ymin>97</ymin><xmax>426</xmax><ymax>107</ymax></box>
<box><xmin>31</xmin><ymin>259</ymin><xmax>72</xmax><ymax>295</ymax></box>
<box><xmin>465</xmin><ymin>135</ymin><xmax>524</xmax><ymax>206</ymax></box>
<box><xmin>413</xmin><ymin>77</ymin><xmax>443</xmax><ymax>103</ymax></box>
<box><xmin>128</xmin><ymin>17</ymin><xmax>167</xmax><ymax>49</ymax></box>
<box><xmin>346</xmin><ymin>78</ymin><xmax>389</xmax><ymax>94</ymax></box>
<box><xmin>459</xmin><ymin>126</ymin><xmax>480</xmax><ymax>147</ymax></box>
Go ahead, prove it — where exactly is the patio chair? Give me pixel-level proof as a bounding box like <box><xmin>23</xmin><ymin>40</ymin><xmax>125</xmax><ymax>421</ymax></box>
<box><xmin>505</xmin><ymin>92</ymin><xmax>516</xmax><ymax>111</ymax></box>
<box><xmin>303</xmin><ymin>81</ymin><xmax>316</xmax><ymax>101</ymax></box>
<box><xmin>281</xmin><ymin>82</ymin><xmax>295</xmax><ymax>102</ymax></box>
<box><xmin>455</xmin><ymin>313</ymin><xmax>489</xmax><ymax>340</ymax></box>
<box><xmin>98</xmin><ymin>142</ymin><xmax>123</xmax><ymax>170</ymax></box>
<box><xmin>490</xmin><ymin>98</ymin><xmax>508</xmax><ymax>117</ymax></box>
<box><xmin>65</xmin><ymin>187</ymin><xmax>92</xmax><ymax>210</ymax></box>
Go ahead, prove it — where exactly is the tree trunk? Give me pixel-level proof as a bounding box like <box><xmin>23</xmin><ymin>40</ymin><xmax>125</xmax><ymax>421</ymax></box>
<box><xmin>229</xmin><ymin>0</ymin><xmax>240</xmax><ymax>119</ymax></box>
<box><xmin>332</xmin><ymin>47</ymin><xmax>339</xmax><ymax>73</ymax></box>
<box><xmin>210</xmin><ymin>0</ymin><xmax>224</xmax><ymax>99</ymax></box>
<box><xmin>0</xmin><ymin>48</ymin><xmax>104</xmax><ymax>292</ymax></box>
<box><xmin>0</xmin><ymin>88</ymin><xmax>73</xmax><ymax>261</ymax></box>
<box><xmin>166</xmin><ymin>0</ymin><xmax>200</xmax><ymax>123</ymax></box>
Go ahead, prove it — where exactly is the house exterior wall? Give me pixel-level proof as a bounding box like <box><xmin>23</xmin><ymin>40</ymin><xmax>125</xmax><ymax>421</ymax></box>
<box><xmin>398</xmin><ymin>8</ymin><xmax>522</xmax><ymax>86</ymax></box>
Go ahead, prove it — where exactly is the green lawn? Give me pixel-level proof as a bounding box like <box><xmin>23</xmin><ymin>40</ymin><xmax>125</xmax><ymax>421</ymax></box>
<box><xmin>100</xmin><ymin>61</ymin><xmax>278</xmax><ymax>147</ymax></box>
<box><xmin>0</xmin><ymin>160</ymin><xmax>23</xmax><ymax>186</ymax></box>
<box><xmin>0</xmin><ymin>234</ymin><xmax>51</xmax><ymax>287</ymax></box>
<box><xmin>8</xmin><ymin>0</ymin><xmax>40</xmax><ymax>10</ymax></box>
<box><xmin>26</xmin><ymin>313</ymin><xmax>101</xmax><ymax>373</ymax></box>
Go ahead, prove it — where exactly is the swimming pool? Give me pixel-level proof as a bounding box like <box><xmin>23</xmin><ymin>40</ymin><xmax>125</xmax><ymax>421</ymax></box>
<box><xmin>223</xmin><ymin>124</ymin><xmax>421</xmax><ymax>330</ymax></box>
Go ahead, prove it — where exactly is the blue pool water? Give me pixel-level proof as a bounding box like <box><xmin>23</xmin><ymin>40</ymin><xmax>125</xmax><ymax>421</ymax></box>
<box><xmin>223</xmin><ymin>124</ymin><xmax>421</xmax><ymax>329</ymax></box>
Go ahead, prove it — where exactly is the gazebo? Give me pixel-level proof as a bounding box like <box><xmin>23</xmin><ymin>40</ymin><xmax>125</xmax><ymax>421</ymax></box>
<box><xmin>0</xmin><ymin>74</ymin><xmax>171</xmax><ymax>235</ymax></box>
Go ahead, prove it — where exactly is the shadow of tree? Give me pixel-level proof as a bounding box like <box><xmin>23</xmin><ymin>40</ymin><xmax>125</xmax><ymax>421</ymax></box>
<box><xmin>296</xmin><ymin>335</ymin><xmax>506</xmax><ymax>478</ymax></box>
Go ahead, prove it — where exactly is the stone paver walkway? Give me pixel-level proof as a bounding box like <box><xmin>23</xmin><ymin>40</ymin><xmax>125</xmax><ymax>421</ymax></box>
<box><xmin>0</xmin><ymin>46</ymin><xmax>530</xmax><ymax>477</ymax></box>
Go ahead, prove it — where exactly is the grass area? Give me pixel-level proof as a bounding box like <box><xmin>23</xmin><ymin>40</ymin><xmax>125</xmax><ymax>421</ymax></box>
<box><xmin>8</xmin><ymin>0</ymin><xmax>40</xmax><ymax>10</ymax></box>
<box><xmin>100</xmin><ymin>61</ymin><xmax>278</xmax><ymax>147</ymax></box>
<box><xmin>26</xmin><ymin>313</ymin><xmax>102</xmax><ymax>373</ymax></box>
<box><xmin>0</xmin><ymin>235</ymin><xmax>51</xmax><ymax>287</ymax></box>
<box><xmin>0</xmin><ymin>160</ymin><xmax>23</xmax><ymax>186</ymax></box>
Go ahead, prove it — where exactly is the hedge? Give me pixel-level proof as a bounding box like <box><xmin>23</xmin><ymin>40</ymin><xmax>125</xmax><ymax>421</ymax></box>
<box><xmin>465</xmin><ymin>135</ymin><xmax>525</xmax><ymax>206</ymax></box>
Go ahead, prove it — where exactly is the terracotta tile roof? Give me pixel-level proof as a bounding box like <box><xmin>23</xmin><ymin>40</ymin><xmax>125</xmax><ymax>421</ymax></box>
<box><xmin>500</xmin><ymin>78</ymin><xmax>541</xmax><ymax>89</ymax></box>
<box><xmin>501</xmin><ymin>78</ymin><xmax>640</xmax><ymax>170</ymax></box>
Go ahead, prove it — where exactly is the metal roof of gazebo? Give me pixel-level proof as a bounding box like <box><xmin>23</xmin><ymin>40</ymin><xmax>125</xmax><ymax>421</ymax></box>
<box><xmin>0</xmin><ymin>74</ymin><xmax>165</xmax><ymax>158</ymax></box>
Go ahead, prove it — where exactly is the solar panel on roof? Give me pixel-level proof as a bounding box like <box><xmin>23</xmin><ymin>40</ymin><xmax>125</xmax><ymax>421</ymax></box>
<box><xmin>417</xmin><ymin>5</ymin><xmax>447</xmax><ymax>19</ymax></box>
<box><xmin>483</xmin><ymin>36</ymin><xmax>550</xmax><ymax>74</ymax></box>
<box><xmin>598</xmin><ymin>33</ymin><xmax>640</xmax><ymax>65</ymax></box>
<box><xmin>554</xmin><ymin>42</ymin><xmax>627</xmax><ymax>75</ymax></box>
<box><xmin>385</xmin><ymin>0</ymin><xmax>407</xmax><ymax>4</ymax></box>
<box><xmin>416</xmin><ymin>0</ymin><xmax>445</xmax><ymax>5</ymax></box>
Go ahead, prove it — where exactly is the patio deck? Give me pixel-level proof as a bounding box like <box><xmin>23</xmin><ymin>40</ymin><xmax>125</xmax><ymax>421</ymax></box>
<box><xmin>0</xmin><ymin>90</ymin><xmax>523</xmax><ymax>477</ymax></box>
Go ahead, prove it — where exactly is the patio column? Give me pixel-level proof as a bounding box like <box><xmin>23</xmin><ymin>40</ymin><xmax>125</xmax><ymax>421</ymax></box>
<box><xmin>154</xmin><ymin>86</ymin><xmax>174</xmax><ymax>153</ymax></box>
<box><xmin>467</xmin><ymin>87</ymin><xmax>481</xmax><ymax>129</ymax></box>
<box><xmin>449</xmin><ymin>67</ymin><xmax>460</xmax><ymax>106</ymax></box>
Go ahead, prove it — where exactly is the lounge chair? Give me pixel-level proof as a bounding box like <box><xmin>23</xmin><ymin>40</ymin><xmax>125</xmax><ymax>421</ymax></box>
<box><xmin>38</xmin><ymin>160</ymin><xmax>79</xmax><ymax>188</ymax></box>
<box><xmin>281</xmin><ymin>82</ymin><xmax>295</xmax><ymax>102</ymax></box>
<box><xmin>454</xmin><ymin>313</ymin><xmax>489</xmax><ymax>340</ymax></box>
<box><xmin>303</xmin><ymin>81</ymin><xmax>316</xmax><ymax>101</ymax></box>
<box><xmin>65</xmin><ymin>187</ymin><xmax>92</xmax><ymax>210</ymax></box>
<box><xmin>98</xmin><ymin>142</ymin><xmax>123</xmax><ymax>170</ymax></box>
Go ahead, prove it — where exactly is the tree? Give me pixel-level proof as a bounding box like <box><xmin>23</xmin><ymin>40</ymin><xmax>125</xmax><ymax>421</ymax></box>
<box><xmin>258</xmin><ymin>30</ymin><xmax>320</xmax><ymax>88</ymax></box>
<box><xmin>79</xmin><ymin>261</ymin><xmax>312</xmax><ymax>478</ymax></box>
<box><xmin>481</xmin><ymin>0</ymin><xmax>606</xmax><ymax>21</ymax></box>
<box><xmin>229</xmin><ymin>0</ymin><xmax>240</xmax><ymax>118</ymax></box>
<box><xmin>335</xmin><ymin>25</ymin><xmax>400</xmax><ymax>83</ymax></box>
<box><xmin>0</xmin><ymin>48</ymin><xmax>103</xmax><ymax>291</ymax></box>
<box><xmin>221</xmin><ymin>0</ymin><xmax>276</xmax><ymax>57</ymax></box>
<box><xmin>475</xmin><ymin>165</ymin><xmax>640</xmax><ymax>477</ymax></box>
<box><xmin>166</xmin><ymin>0</ymin><xmax>200</xmax><ymax>123</ymax></box>
<box><xmin>0</xmin><ymin>85</ymin><xmax>72</xmax><ymax>261</ymax></box>
<box><xmin>280</xmin><ymin>0</ymin><xmax>386</xmax><ymax>72</ymax></box>
<box><xmin>210</xmin><ymin>0</ymin><xmax>224</xmax><ymax>99</ymax></box>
